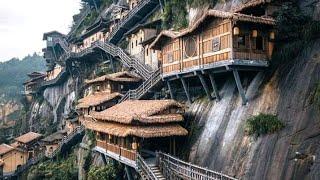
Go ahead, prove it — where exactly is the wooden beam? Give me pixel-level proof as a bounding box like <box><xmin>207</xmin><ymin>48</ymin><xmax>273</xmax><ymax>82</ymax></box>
<box><xmin>125</xmin><ymin>165</ymin><xmax>134</xmax><ymax>180</ymax></box>
<box><xmin>208</xmin><ymin>73</ymin><xmax>220</xmax><ymax>101</ymax></box>
<box><xmin>180</xmin><ymin>77</ymin><xmax>192</xmax><ymax>103</ymax></box>
<box><xmin>166</xmin><ymin>80</ymin><xmax>174</xmax><ymax>99</ymax></box>
<box><xmin>197</xmin><ymin>73</ymin><xmax>213</xmax><ymax>100</ymax></box>
<box><xmin>232</xmin><ymin>70</ymin><xmax>247</xmax><ymax>105</ymax></box>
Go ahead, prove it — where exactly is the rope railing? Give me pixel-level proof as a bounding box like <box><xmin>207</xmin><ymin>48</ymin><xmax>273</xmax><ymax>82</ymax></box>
<box><xmin>157</xmin><ymin>152</ymin><xmax>238</xmax><ymax>180</ymax></box>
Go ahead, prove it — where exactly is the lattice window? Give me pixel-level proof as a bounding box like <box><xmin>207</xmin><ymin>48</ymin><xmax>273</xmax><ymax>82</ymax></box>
<box><xmin>212</xmin><ymin>37</ymin><xmax>220</xmax><ymax>52</ymax></box>
<box><xmin>184</xmin><ymin>37</ymin><xmax>197</xmax><ymax>58</ymax></box>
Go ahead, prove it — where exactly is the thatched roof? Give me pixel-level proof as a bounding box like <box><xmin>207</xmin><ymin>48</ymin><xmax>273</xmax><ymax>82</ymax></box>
<box><xmin>85</xmin><ymin>71</ymin><xmax>141</xmax><ymax>85</ymax></box>
<box><xmin>150</xmin><ymin>9</ymin><xmax>275</xmax><ymax>49</ymax></box>
<box><xmin>14</xmin><ymin>132</ymin><xmax>42</xmax><ymax>144</ymax></box>
<box><xmin>232</xmin><ymin>0</ymin><xmax>267</xmax><ymax>13</ymax></box>
<box><xmin>77</xmin><ymin>92</ymin><xmax>122</xmax><ymax>109</ymax></box>
<box><xmin>42</xmin><ymin>130</ymin><xmax>67</xmax><ymax>143</ymax></box>
<box><xmin>82</xmin><ymin>119</ymin><xmax>188</xmax><ymax>138</ymax></box>
<box><xmin>0</xmin><ymin>144</ymin><xmax>14</xmax><ymax>155</ymax></box>
<box><xmin>91</xmin><ymin>100</ymin><xmax>184</xmax><ymax>124</ymax></box>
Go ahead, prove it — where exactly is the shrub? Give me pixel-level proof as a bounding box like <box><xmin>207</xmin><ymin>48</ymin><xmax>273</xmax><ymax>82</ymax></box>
<box><xmin>245</xmin><ymin>114</ymin><xmax>285</xmax><ymax>137</ymax></box>
<box><xmin>314</xmin><ymin>83</ymin><xmax>320</xmax><ymax>110</ymax></box>
<box><xmin>87</xmin><ymin>165</ymin><xmax>117</xmax><ymax>180</ymax></box>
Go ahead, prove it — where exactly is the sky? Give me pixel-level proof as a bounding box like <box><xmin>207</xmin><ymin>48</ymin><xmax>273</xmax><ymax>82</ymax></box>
<box><xmin>0</xmin><ymin>0</ymin><xmax>81</xmax><ymax>61</ymax></box>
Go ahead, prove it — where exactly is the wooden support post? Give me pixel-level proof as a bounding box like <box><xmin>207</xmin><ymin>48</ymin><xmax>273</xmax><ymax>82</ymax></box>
<box><xmin>125</xmin><ymin>165</ymin><xmax>134</xmax><ymax>180</ymax></box>
<box><xmin>197</xmin><ymin>73</ymin><xmax>212</xmax><ymax>100</ymax></box>
<box><xmin>173</xmin><ymin>137</ymin><xmax>176</xmax><ymax>156</ymax></box>
<box><xmin>208</xmin><ymin>73</ymin><xmax>220</xmax><ymax>101</ymax></box>
<box><xmin>166</xmin><ymin>80</ymin><xmax>174</xmax><ymax>99</ymax></box>
<box><xmin>180</xmin><ymin>77</ymin><xmax>192</xmax><ymax>103</ymax></box>
<box><xmin>232</xmin><ymin>70</ymin><xmax>247</xmax><ymax>105</ymax></box>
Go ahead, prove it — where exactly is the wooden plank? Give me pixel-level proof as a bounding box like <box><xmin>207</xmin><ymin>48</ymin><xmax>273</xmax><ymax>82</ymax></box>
<box><xmin>180</xmin><ymin>77</ymin><xmax>191</xmax><ymax>103</ymax></box>
<box><xmin>208</xmin><ymin>73</ymin><xmax>220</xmax><ymax>101</ymax></box>
<box><xmin>197</xmin><ymin>73</ymin><xmax>213</xmax><ymax>100</ymax></box>
<box><xmin>232</xmin><ymin>69</ymin><xmax>247</xmax><ymax>105</ymax></box>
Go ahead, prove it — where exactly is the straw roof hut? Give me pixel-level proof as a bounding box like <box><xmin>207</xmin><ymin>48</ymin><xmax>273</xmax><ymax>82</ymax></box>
<box><xmin>14</xmin><ymin>132</ymin><xmax>42</xmax><ymax>144</ymax></box>
<box><xmin>77</xmin><ymin>92</ymin><xmax>122</xmax><ymax>109</ymax></box>
<box><xmin>85</xmin><ymin>71</ymin><xmax>141</xmax><ymax>85</ymax></box>
<box><xmin>91</xmin><ymin>100</ymin><xmax>184</xmax><ymax>124</ymax></box>
<box><xmin>82</xmin><ymin>119</ymin><xmax>188</xmax><ymax>138</ymax></box>
<box><xmin>150</xmin><ymin>9</ymin><xmax>275</xmax><ymax>49</ymax></box>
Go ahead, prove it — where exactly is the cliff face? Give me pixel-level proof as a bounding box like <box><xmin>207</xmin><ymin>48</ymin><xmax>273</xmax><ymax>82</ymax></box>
<box><xmin>187</xmin><ymin>39</ymin><xmax>320</xmax><ymax>179</ymax></box>
<box><xmin>0</xmin><ymin>100</ymin><xmax>20</xmax><ymax>123</ymax></box>
<box><xmin>28</xmin><ymin>76</ymin><xmax>78</xmax><ymax>133</ymax></box>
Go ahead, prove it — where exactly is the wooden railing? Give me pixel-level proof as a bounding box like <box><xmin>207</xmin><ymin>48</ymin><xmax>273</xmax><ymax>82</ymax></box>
<box><xmin>106</xmin><ymin>143</ymin><xmax>121</xmax><ymax>155</ymax></box>
<box><xmin>120</xmin><ymin>147</ymin><xmax>137</xmax><ymax>161</ymax></box>
<box><xmin>47</xmin><ymin>126</ymin><xmax>85</xmax><ymax>159</ymax></box>
<box><xmin>96</xmin><ymin>140</ymin><xmax>107</xmax><ymax>149</ymax></box>
<box><xmin>136</xmin><ymin>154</ymin><xmax>158</xmax><ymax>180</ymax></box>
<box><xmin>157</xmin><ymin>152</ymin><xmax>237</xmax><ymax>180</ymax></box>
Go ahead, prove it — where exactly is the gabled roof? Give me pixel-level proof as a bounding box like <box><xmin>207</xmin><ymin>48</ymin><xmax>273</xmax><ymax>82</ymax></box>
<box><xmin>150</xmin><ymin>9</ymin><xmax>275</xmax><ymax>49</ymax></box>
<box><xmin>232</xmin><ymin>0</ymin><xmax>268</xmax><ymax>13</ymax></box>
<box><xmin>124</xmin><ymin>19</ymin><xmax>162</xmax><ymax>37</ymax></box>
<box><xmin>91</xmin><ymin>100</ymin><xmax>184</xmax><ymax>124</ymax></box>
<box><xmin>42</xmin><ymin>130</ymin><xmax>67</xmax><ymax>143</ymax></box>
<box><xmin>43</xmin><ymin>31</ymin><xmax>66</xmax><ymax>40</ymax></box>
<box><xmin>0</xmin><ymin>144</ymin><xmax>14</xmax><ymax>155</ymax></box>
<box><xmin>82</xmin><ymin>119</ymin><xmax>188</xmax><ymax>138</ymax></box>
<box><xmin>14</xmin><ymin>132</ymin><xmax>42</xmax><ymax>144</ymax></box>
<box><xmin>77</xmin><ymin>92</ymin><xmax>122</xmax><ymax>109</ymax></box>
<box><xmin>81</xmin><ymin>18</ymin><xmax>110</xmax><ymax>39</ymax></box>
<box><xmin>85</xmin><ymin>71</ymin><xmax>142</xmax><ymax>85</ymax></box>
<box><xmin>27</xmin><ymin>72</ymin><xmax>46</xmax><ymax>78</ymax></box>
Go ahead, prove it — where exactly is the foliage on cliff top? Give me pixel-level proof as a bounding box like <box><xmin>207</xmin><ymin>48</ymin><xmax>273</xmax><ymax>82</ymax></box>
<box><xmin>272</xmin><ymin>1</ymin><xmax>320</xmax><ymax>67</ymax></box>
<box><xmin>0</xmin><ymin>53</ymin><xmax>45</xmax><ymax>101</ymax></box>
<box><xmin>245</xmin><ymin>114</ymin><xmax>285</xmax><ymax>137</ymax></box>
<box><xmin>88</xmin><ymin>164</ymin><xmax>118</xmax><ymax>180</ymax></box>
<box><xmin>28</xmin><ymin>154</ymin><xmax>78</xmax><ymax>180</ymax></box>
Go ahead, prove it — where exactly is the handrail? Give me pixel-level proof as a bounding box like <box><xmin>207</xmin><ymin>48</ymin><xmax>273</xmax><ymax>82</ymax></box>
<box><xmin>136</xmin><ymin>153</ymin><xmax>158</xmax><ymax>180</ymax></box>
<box><xmin>157</xmin><ymin>152</ymin><xmax>238</xmax><ymax>180</ymax></box>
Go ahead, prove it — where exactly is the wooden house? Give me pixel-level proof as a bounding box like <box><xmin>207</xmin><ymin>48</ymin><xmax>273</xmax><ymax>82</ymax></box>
<box><xmin>42</xmin><ymin>31</ymin><xmax>66</xmax><ymax>66</ymax></box>
<box><xmin>232</xmin><ymin>0</ymin><xmax>279</xmax><ymax>17</ymax></box>
<box><xmin>127</xmin><ymin>0</ymin><xmax>141</xmax><ymax>10</ymax></box>
<box><xmin>81</xmin><ymin>18</ymin><xmax>110</xmax><ymax>49</ymax></box>
<box><xmin>77</xmin><ymin>71</ymin><xmax>141</xmax><ymax>117</ymax></box>
<box><xmin>23</xmin><ymin>72</ymin><xmax>46</xmax><ymax>95</ymax></box>
<box><xmin>41</xmin><ymin>131</ymin><xmax>67</xmax><ymax>157</ymax></box>
<box><xmin>125</xmin><ymin>20</ymin><xmax>161</xmax><ymax>68</ymax></box>
<box><xmin>45</xmin><ymin>64</ymin><xmax>63</xmax><ymax>81</ymax></box>
<box><xmin>81</xmin><ymin>100</ymin><xmax>188</xmax><ymax>168</ymax></box>
<box><xmin>14</xmin><ymin>132</ymin><xmax>42</xmax><ymax>160</ymax></box>
<box><xmin>64</xmin><ymin>111</ymin><xmax>80</xmax><ymax>135</ymax></box>
<box><xmin>0</xmin><ymin>144</ymin><xmax>28</xmax><ymax>175</ymax></box>
<box><xmin>150</xmin><ymin>9</ymin><xmax>276</xmax><ymax>104</ymax></box>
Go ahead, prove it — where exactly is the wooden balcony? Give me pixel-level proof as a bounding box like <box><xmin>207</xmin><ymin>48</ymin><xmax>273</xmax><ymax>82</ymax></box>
<box><xmin>94</xmin><ymin>140</ymin><xmax>137</xmax><ymax>168</ymax></box>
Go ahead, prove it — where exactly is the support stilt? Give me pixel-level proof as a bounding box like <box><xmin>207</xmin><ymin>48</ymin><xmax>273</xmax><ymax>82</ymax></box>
<box><xmin>197</xmin><ymin>73</ymin><xmax>213</xmax><ymax>100</ymax></box>
<box><xmin>232</xmin><ymin>70</ymin><xmax>247</xmax><ymax>105</ymax></box>
<box><xmin>208</xmin><ymin>73</ymin><xmax>220</xmax><ymax>101</ymax></box>
<box><xmin>125</xmin><ymin>165</ymin><xmax>134</xmax><ymax>180</ymax></box>
<box><xmin>180</xmin><ymin>77</ymin><xmax>192</xmax><ymax>103</ymax></box>
<box><xmin>166</xmin><ymin>80</ymin><xmax>174</xmax><ymax>99</ymax></box>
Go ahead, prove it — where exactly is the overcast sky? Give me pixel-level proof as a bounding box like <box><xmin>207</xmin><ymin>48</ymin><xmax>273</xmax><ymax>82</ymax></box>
<box><xmin>0</xmin><ymin>0</ymin><xmax>81</xmax><ymax>61</ymax></box>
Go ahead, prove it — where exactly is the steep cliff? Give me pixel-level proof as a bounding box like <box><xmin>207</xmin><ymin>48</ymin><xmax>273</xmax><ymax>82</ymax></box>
<box><xmin>186</xmin><ymin>38</ymin><xmax>320</xmax><ymax>180</ymax></box>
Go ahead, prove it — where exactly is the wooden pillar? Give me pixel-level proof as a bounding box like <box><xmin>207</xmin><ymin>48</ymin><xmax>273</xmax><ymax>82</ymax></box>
<box><xmin>166</xmin><ymin>80</ymin><xmax>174</xmax><ymax>99</ymax></box>
<box><xmin>180</xmin><ymin>77</ymin><xmax>192</xmax><ymax>103</ymax></box>
<box><xmin>208</xmin><ymin>73</ymin><xmax>220</xmax><ymax>101</ymax></box>
<box><xmin>125</xmin><ymin>165</ymin><xmax>134</xmax><ymax>180</ymax></box>
<box><xmin>173</xmin><ymin>137</ymin><xmax>176</xmax><ymax>156</ymax></box>
<box><xmin>232</xmin><ymin>69</ymin><xmax>247</xmax><ymax>105</ymax></box>
<box><xmin>197</xmin><ymin>72</ymin><xmax>212</xmax><ymax>100</ymax></box>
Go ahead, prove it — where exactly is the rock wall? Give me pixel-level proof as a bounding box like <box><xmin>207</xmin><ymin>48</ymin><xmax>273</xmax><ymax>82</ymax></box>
<box><xmin>187</xmin><ymin>40</ymin><xmax>320</xmax><ymax>179</ymax></box>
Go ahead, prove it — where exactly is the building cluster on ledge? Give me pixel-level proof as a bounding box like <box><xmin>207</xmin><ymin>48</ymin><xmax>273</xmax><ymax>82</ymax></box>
<box><xmin>19</xmin><ymin>0</ymin><xmax>279</xmax><ymax>179</ymax></box>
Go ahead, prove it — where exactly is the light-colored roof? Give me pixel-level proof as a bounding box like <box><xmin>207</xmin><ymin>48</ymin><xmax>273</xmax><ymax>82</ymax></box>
<box><xmin>150</xmin><ymin>9</ymin><xmax>275</xmax><ymax>49</ymax></box>
<box><xmin>82</xmin><ymin>119</ymin><xmax>188</xmax><ymax>138</ymax></box>
<box><xmin>91</xmin><ymin>100</ymin><xmax>184</xmax><ymax>124</ymax></box>
<box><xmin>85</xmin><ymin>71</ymin><xmax>141</xmax><ymax>85</ymax></box>
<box><xmin>14</xmin><ymin>132</ymin><xmax>42</xmax><ymax>144</ymax></box>
<box><xmin>42</xmin><ymin>130</ymin><xmax>67</xmax><ymax>143</ymax></box>
<box><xmin>0</xmin><ymin>144</ymin><xmax>14</xmax><ymax>155</ymax></box>
<box><xmin>77</xmin><ymin>92</ymin><xmax>122</xmax><ymax>109</ymax></box>
<box><xmin>232</xmin><ymin>0</ymin><xmax>267</xmax><ymax>13</ymax></box>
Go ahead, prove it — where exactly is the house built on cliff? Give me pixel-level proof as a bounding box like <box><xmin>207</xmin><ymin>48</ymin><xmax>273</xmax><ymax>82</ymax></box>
<box><xmin>81</xmin><ymin>99</ymin><xmax>187</xmax><ymax>168</ymax></box>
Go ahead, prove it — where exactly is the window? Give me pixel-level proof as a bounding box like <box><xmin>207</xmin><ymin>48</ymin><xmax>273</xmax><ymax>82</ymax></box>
<box><xmin>136</xmin><ymin>40</ymin><xmax>138</xmax><ymax>46</ymax></box>
<box><xmin>255</xmin><ymin>36</ymin><xmax>264</xmax><ymax>50</ymax></box>
<box><xmin>47</xmin><ymin>37</ymin><xmax>53</xmax><ymax>42</ymax></box>
<box><xmin>140</xmin><ymin>37</ymin><xmax>143</xmax><ymax>43</ymax></box>
<box><xmin>132</xmin><ymin>42</ymin><xmax>134</xmax><ymax>48</ymax></box>
<box><xmin>212</xmin><ymin>37</ymin><xmax>220</xmax><ymax>52</ymax></box>
<box><xmin>237</xmin><ymin>35</ymin><xmax>246</xmax><ymax>48</ymax></box>
<box><xmin>184</xmin><ymin>37</ymin><xmax>197</xmax><ymax>57</ymax></box>
<box><xmin>146</xmin><ymin>49</ymin><xmax>149</xmax><ymax>56</ymax></box>
<box><xmin>168</xmin><ymin>53</ymin><xmax>173</xmax><ymax>63</ymax></box>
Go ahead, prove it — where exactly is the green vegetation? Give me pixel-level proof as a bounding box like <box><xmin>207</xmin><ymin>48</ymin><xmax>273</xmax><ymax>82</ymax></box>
<box><xmin>0</xmin><ymin>53</ymin><xmax>45</xmax><ymax>101</ymax></box>
<box><xmin>162</xmin><ymin>0</ymin><xmax>188</xmax><ymax>30</ymax></box>
<box><xmin>87</xmin><ymin>164</ymin><xmax>117</xmax><ymax>180</ymax></box>
<box><xmin>272</xmin><ymin>2</ymin><xmax>320</xmax><ymax>65</ymax></box>
<box><xmin>245</xmin><ymin>114</ymin><xmax>285</xmax><ymax>137</ymax></box>
<box><xmin>28</xmin><ymin>154</ymin><xmax>78</xmax><ymax>180</ymax></box>
<box><xmin>187</xmin><ymin>0</ymin><xmax>218</xmax><ymax>8</ymax></box>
